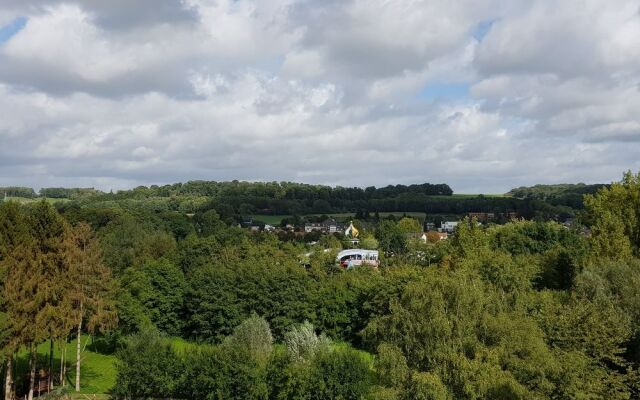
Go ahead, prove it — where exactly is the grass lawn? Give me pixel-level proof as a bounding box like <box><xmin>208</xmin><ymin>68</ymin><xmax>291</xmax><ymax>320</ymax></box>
<box><xmin>12</xmin><ymin>336</ymin><xmax>202</xmax><ymax>396</ymax></box>
<box><xmin>14</xmin><ymin>335</ymin><xmax>117</xmax><ymax>395</ymax></box>
<box><xmin>430</xmin><ymin>193</ymin><xmax>509</xmax><ymax>198</ymax></box>
<box><xmin>252</xmin><ymin>214</ymin><xmax>291</xmax><ymax>225</ymax></box>
<box><xmin>5</xmin><ymin>196</ymin><xmax>70</xmax><ymax>204</ymax></box>
<box><xmin>10</xmin><ymin>336</ymin><xmax>378</xmax><ymax>397</ymax></box>
<box><xmin>309</xmin><ymin>212</ymin><xmax>428</xmax><ymax>222</ymax></box>
<box><xmin>254</xmin><ymin>211</ymin><xmax>468</xmax><ymax>225</ymax></box>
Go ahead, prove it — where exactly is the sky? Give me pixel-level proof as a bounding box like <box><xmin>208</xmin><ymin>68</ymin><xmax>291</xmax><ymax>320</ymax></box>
<box><xmin>0</xmin><ymin>0</ymin><xmax>639</xmax><ymax>193</ymax></box>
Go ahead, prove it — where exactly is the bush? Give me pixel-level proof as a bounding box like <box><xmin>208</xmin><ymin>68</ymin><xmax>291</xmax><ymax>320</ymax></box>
<box><xmin>402</xmin><ymin>372</ymin><xmax>450</xmax><ymax>400</ymax></box>
<box><xmin>308</xmin><ymin>347</ymin><xmax>373</xmax><ymax>399</ymax></box>
<box><xmin>112</xmin><ymin>331</ymin><xmax>183</xmax><ymax>399</ymax></box>
<box><xmin>284</xmin><ymin>321</ymin><xmax>331</xmax><ymax>362</ymax></box>
<box><xmin>375</xmin><ymin>343</ymin><xmax>409</xmax><ymax>388</ymax></box>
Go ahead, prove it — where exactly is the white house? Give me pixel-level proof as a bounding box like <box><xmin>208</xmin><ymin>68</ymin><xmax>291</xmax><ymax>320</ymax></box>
<box><xmin>441</xmin><ymin>221</ymin><xmax>459</xmax><ymax>233</ymax></box>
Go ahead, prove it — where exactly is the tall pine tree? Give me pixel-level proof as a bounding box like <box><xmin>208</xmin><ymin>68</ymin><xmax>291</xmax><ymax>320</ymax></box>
<box><xmin>66</xmin><ymin>222</ymin><xmax>117</xmax><ymax>392</ymax></box>
<box><xmin>0</xmin><ymin>202</ymin><xmax>33</xmax><ymax>400</ymax></box>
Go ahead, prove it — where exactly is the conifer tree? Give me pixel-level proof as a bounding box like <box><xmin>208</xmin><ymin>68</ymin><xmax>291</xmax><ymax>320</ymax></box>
<box><xmin>0</xmin><ymin>202</ymin><xmax>33</xmax><ymax>400</ymax></box>
<box><xmin>66</xmin><ymin>222</ymin><xmax>117</xmax><ymax>392</ymax></box>
<box><xmin>1</xmin><ymin>201</ymin><xmax>70</xmax><ymax>400</ymax></box>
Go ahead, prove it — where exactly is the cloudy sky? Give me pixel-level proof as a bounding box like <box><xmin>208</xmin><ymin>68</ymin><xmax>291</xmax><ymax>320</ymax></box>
<box><xmin>0</xmin><ymin>0</ymin><xmax>639</xmax><ymax>193</ymax></box>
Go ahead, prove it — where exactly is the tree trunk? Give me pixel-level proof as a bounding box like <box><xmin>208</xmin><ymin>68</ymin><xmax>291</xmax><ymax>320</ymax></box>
<box><xmin>27</xmin><ymin>345</ymin><xmax>36</xmax><ymax>400</ymax></box>
<box><xmin>75</xmin><ymin>303</ymin><xmax>83</xmax><ymax>392</ymax></box>
<box><xmin>61</xmin><ymin>341</ymin><xmax>67</xmax><ymax>388</ymax></box>
<box><xmin>49</xmin><ymin>338</ymin><xmax>54</xmax><ymax>390</ymax></box>
<box><xmin>59</xmin><ymin>342</ymin><xmax>64</xmax><ymax>387</ymax></box>
<box><xmin>4</xmin><ymin>355</ymin><xmax>13</xmax><ymax>400</ymax></box>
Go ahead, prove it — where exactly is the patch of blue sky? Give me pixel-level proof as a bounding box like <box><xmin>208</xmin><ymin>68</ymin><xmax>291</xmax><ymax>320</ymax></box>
<box><xmin>418</xmin><ymin>82</ymin><xmax>471</xmax><ymax>101</ymax></box>
<box><xmin>0</xmin><ymin>16</ymin><xmax>27</xmax><ymax>44</ymax></box>
<box><xmin>473</xmin><ymin>19</ymin><xmax>495</xmax><ymax>42</ymax></box>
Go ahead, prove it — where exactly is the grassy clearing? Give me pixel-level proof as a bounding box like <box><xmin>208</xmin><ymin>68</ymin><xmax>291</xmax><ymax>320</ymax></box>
<box><xmin>430</xmin><ymin>193</ymin><xmax>509</xmax><ymax>198</ymax></box>
<box><xmin>12</xmin><ymin>336</ymin><xmax>204</xmax><ymax>396</ymax></box>
<box><xmin>252</xmin><ymin>214</ymin><xmax>291</xmax><ymax>225</ymax></box>
<box><xmin>11</xmin><ymin>336</ymin><xmax>376</xmax><ymax>397</ymax></box>
<box><xmin>5</xmin><ymin>196</ymin><xmax>70</xmax><ymax>204</ymax></box>
<box><xmin>14</xmin><ymin>335</ymin><xmax>117</xmax><ymax>395</ymax></box>
<box><xmin>254</xmin><ymin>212</ymin><xmax>431</xmax><ymax>225</ymax></box>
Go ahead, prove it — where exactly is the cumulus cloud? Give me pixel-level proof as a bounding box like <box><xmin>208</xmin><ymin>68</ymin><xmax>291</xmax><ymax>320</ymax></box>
<box><xmin>0</xmin><ymin>0</ymin><xmax>638</xmax><ymax>192</ymax></box>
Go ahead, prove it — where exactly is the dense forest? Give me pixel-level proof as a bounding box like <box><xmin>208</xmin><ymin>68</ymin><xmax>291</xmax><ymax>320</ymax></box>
<box><xmin>1</xmin><ymin>172</ymin><xmax>639</xmax><ymax>399</ymax></box>
<box><xmin>2</xmin><ymin>180</ymin><xmax>603</xmax><ymax>224</ymax></box>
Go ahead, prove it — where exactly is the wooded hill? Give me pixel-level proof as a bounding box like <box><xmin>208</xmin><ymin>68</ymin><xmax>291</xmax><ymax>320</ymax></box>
<box><xmin>2</xmin><ymin>180</ymin><xmax>604</xmax><ymax>221</ymax></box>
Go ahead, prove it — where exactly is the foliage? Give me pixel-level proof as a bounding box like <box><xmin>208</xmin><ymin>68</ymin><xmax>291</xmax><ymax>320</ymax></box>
<box><xmin>585</xmin><ymin>170</ymin><xmax>640</xmax><ymax>258</ymax></box>
<box><xmin>223</xmin><ymin>313</ymin><xmax>273</xmax><ymax>367</ymax></box>
<box><xmin>112</xmin><ymin>331</ymin><xmax>183</xmax><ymax>399</ymax></box>
<box><xmin>99</xmin><ymin>214</ymin><xmax>176</xmax><ymax>274</ymax></box>
<box><xmin>375</xmin><ymin>343</ymin><xmax>409</xmax><ymax>388</ymax></box>
<box><xmin>3</xmin><ymin>172</ymin><xmax>640</xmax><ymax>397</ymax></box>
<box><xmin>376</xmin><ymin>220</ymin><xmax>407</xmax><ymax>255</ymax></box>
<box><xmin>284</xmin><ymin>321</ymin><xmax>330</xmax><ymax>363</ymax></box>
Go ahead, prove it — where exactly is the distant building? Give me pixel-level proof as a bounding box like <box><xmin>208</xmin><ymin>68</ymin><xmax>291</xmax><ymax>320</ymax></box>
<box><xmin>336</xmin><ymin>249</ymin><xmax>379</xmax><ymax>269</ymax></box>
<box><xmin>304</xmin><ymin>222</ymin><xmax>324</xmax><ymax>233</ymax></box>
<box><xmin>420</xmin><ymin>231</ymin><xmax>449</xmax><ymax>243</ymax></box>
<box><xmin>421</xmin><ymin>231</ymin><xmax>448</xmax><ymax>242</ymax></box>
<box><xmin>441</xmin><ymin>221</ymin><xmax>458</xmax><ymax>233</ymax></box>
<box><xmin>325</xmin><ymin>218</ymin><xmax>341</xmax><ymax>233</ymax></box>
<box><xmin>468</xmin><ymin>212</ymin><xmax>495</xmax><ymax>223</ymax></box>
<box><xmin>304</xmin><ymin>218</ymin><xmax>343</xmax><ymax>233</ymax></box>
<box><xmin>468</xmin><ymin>212</ymin><xmax>518</xmax><ymax>223</ymax></box>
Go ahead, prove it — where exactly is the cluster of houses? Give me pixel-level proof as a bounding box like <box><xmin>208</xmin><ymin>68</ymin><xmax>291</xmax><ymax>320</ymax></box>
<box><xmin>303</xmin><ymin>218</ymin><xmax>342</xmax><ymax>234</ymax></box>
<box><xmin>468</xmin><ymin>212</ymin><xmax>518</xmax><ymax>223</ymax></box>
<box><xmin>242</xmin><ymin>212</ymin><xmax>521</xmax><ymax>243</ymax></box>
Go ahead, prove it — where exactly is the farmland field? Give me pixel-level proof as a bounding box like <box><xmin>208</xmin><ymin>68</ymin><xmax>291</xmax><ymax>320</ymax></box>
<box><xmin>253</xmin><ymin>211</ymin><xmax>431</xmax><ymax>225</ymax></box>
<box><xmin>4</xmin><ymin>196</ymin><xmax>70</xmax><ymax>204</ymax></box>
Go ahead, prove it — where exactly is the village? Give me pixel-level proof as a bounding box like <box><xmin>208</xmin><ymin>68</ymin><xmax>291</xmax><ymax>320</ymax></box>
<box><xmin>236</xmin><ymin>211</ymin><xmax>529</xmax><ymax>270</ymax></box>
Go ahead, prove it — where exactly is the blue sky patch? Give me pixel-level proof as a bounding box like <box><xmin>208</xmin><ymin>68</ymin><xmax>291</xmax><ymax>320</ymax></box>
<box><xmin>419</xmin><ymin>82</ymin><xmax>470</xmax><ymax>100</ymax></box>
<box><xmin>473</xmin><ymin>19</ymin><xmax>495</xmax><ymax>42</ymax></box>
<box><xmin>0</xmin><ymin>16</ymin><xmax>27</xmax><ymax>44</ymax></box>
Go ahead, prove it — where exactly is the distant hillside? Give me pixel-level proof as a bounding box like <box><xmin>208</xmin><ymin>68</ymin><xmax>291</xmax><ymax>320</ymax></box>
<box><xmin>506</xmin><ymin>183</ymin><xmax>608</xmax><ymax>209</ymax></box>
<box><xmin>2</xmin><ymin>181</ymin><xmax>598</xmax><ymax>221</ymax></box>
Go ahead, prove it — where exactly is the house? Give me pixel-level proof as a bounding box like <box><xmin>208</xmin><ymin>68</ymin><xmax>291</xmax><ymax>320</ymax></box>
<box><xmin>468</xmin><ymin>212</ymin><xmax>495</xmax><ymax>223</ymax></box>
<box><xmin>468</xmin><ymin>212</ymin><xmax>518</xmax><ymax>223</ymax></box>
<box><xmin>441</xmin><ymin>221</ymin><xmax>458</xmax><ymax>233</ymax></box>
<box><xmin>324</xmin><ymin>218</ymin><xmax>341</xmax><ymax>233</ymax></box>
<box><xmin>421</xmin><ymin>231</ymin><xmax>448</xmax><ymax>243</ymax></box>
<box><xmin>304</xmin><ymin>222</ymin><xmax>324</xmax><ymax>233</ymax></box>
<box><xmin>304</xmin><ymin>218</ymin><xmax>343</xmax><ymax>233</ymax></box>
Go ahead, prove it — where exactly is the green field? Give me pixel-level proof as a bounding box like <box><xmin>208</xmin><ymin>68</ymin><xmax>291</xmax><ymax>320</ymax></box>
<box><xmin>12</xmin><ymin>336</ymin><xmax>376</xmax><ymax>396</ymax></box>
<box><xmin>254</xmin><ymin>211</ymin><xmax>432</xmax><ymax>225</ymax></box>
<box><xmin>431</xmin><ymin>193</ymin><xmax>510</xmax><ymax>198</ymax></box>
<box><xmin>12</xmin><ymin>336</ymin><xmax>217</xmax><ymax>396</ymax></box>
<box><xmin>251</xmin><ymin>214</ymin><xmax>292</xmax><ymax>225</ymax></box>
<box><xmin>4</xmin><ymin>196</ymin><xmax>70</xmax><ymax>204</ymax></box>
<box><xmin>14</xmin><ymin>335</ymin><xmax>117</xmax><ymax>395</ymax></box>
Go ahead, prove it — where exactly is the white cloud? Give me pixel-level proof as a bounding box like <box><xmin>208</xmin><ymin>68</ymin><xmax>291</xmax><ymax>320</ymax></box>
<box><xmin>0</xmin><ymin>0</ymin><xmax>638</xmax><ymax>192</ymax></box>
